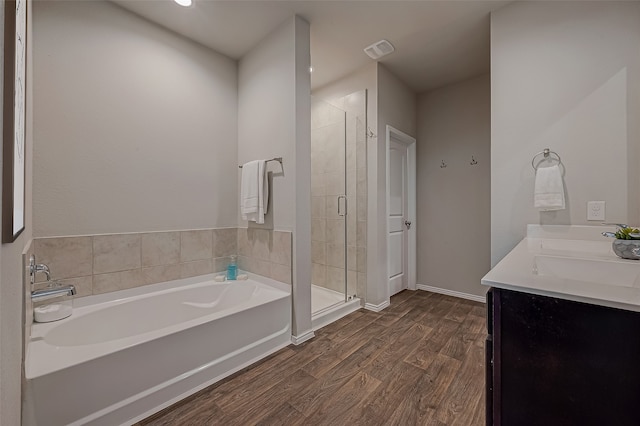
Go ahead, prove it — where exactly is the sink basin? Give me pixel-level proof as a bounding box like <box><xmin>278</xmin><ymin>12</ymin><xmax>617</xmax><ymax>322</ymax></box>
<box><xmin>536</xmin><ymin>239</ymin><xmax>614</xmax><ymax>258</ymax></box>
<box><xmin>533</xmin><ymin>255</ymin><xmax>640</xmax><ymax>288</ymax></box>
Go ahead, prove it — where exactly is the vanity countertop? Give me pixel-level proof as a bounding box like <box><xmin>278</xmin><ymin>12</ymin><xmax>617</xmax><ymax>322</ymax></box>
<box><xmin>482</xmin><ymin>225</ymin><xmax>640</xmax><ymax>312</ymax></box>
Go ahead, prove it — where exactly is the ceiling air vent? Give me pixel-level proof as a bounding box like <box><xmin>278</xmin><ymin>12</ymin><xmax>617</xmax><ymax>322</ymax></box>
<box><xmin>364</xmin><ymin>40</ymin><xmax>395</xmax><ymax>60</ymax></box>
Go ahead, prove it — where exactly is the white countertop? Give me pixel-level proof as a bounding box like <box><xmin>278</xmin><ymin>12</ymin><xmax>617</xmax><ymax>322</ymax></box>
<box><xmin>482</xmin><ymin>225</ymin><xmax>640</xmax><ymax>312</ymax></box>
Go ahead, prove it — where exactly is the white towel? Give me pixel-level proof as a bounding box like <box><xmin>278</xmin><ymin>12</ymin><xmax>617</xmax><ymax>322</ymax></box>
<box><xmin>534</xmin><ymin>164</ymin><xmax>565</xmax><ymax>211</ymax></box>
<box><xmin>240</xmin><ymin>160</ymin><xmax>268</xmax><ymax>224</ymax></box>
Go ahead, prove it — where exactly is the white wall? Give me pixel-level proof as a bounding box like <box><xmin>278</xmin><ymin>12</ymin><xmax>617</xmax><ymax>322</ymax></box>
<box><xmin>416</xmin><ymin>74</ymin><xmax>491</xmax><ymax>298</ymax></box>
<box><xmin>0</xmin><ymin>2</ymin><xmax>33</xmax><ymax>424</ymax></box>
<box><xmin>491</xmin><ymin>1</ymin><xmax>640</xmax><ymax>265</ymax></box>
<box><xmin>372</xmin><ymin>64</ymin><xmax>417</xmax><ymax>305</ymax></box>
<box><xmin>32</xmin><ymin>1</ymin><xmax>238</xmax><ymax>237</ymax></box>
<box><xmin>238</xmin><ymin>16</ymin><xmax>311</xmax><ymax>338</ymax></box>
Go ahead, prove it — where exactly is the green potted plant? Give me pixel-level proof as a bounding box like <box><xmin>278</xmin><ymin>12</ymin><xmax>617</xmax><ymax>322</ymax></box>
<box><xmin>612</xmin><ymin>227</ymin><xmax>640</xmax><ymax>260</ymax></box>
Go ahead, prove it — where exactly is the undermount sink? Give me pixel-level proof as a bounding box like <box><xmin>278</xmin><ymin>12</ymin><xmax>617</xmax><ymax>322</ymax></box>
<box><xmin>536</xmin><ymin>239</ymin><xmax>614</xmax><ymax>258</ymax></box>
<box><xmin>533</xmin><ymin>255</ymin><xmax>640</xmax><ymax>288</ymax></box>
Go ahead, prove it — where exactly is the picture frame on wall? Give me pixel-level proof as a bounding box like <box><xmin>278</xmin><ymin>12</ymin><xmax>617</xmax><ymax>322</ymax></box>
<box><xmin>2</xmin><ymin>0</ymin><xmax>27</xmax><ymax>243</ymax></box>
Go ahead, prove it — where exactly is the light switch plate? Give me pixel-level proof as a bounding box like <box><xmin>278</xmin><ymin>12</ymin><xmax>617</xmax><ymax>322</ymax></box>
<box><xmin>587</xmin><ymin>201</ymin><xmax>605</xmax><ymax>221</ymax></box>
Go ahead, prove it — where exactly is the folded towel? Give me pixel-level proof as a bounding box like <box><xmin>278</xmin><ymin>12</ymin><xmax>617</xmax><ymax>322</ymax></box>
<box><xmin>534</xmin><ymin>164</ymin><xmax>565</xmax><ymax>211</ymax></box>
<box><xmin>240</xmin><ymin>160</ymin><xmax>268</xmax><ymax>224</ymax></box>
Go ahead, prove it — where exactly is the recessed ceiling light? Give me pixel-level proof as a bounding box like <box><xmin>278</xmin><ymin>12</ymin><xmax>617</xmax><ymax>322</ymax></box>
<box><xmin>174</xmin><ymin>0</ymin><xmax>192</xmax><ymax>7</ymax></box>
<box><xmin>309</xmin><ymin>66</ymin><xmax>314</xmax><ymax>73</ymax></box>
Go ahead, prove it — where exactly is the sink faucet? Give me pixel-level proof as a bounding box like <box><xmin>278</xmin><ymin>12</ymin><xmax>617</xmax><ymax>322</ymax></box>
<box><xmin>28</xmin><ymin>255</ymin><xmax>76</xmax><ymax>301</ymax></box>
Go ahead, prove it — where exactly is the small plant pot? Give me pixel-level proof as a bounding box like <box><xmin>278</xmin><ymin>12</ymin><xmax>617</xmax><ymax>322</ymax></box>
<box><xmin>612</xmin><ymin>239</ymin><xmax>640</xmax><ymax>260</ymax></box>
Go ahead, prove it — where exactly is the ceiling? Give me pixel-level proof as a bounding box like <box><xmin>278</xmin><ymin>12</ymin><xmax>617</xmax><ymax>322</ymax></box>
<box><xmin>113</xmin><ymin>0</ymin><xmax>510</xmax><ymax>93</ymax></box>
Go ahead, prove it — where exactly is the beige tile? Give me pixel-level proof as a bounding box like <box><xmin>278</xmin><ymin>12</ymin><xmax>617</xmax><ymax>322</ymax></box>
<box><xmin>357</xmin><ymin>193</ymin><xmax>367</xmax><ymax>221</ymax></box>
<box><xmin>33</xmin><ymin>236</ymin><xmax>92</xmax><ymax>281</ymax></box>
<box><xmin>347</xmin><ymin>143</ymin><xmax>357</xmax><ymax>173</ymax></box>
<box><xmin>142</xmin><ymin>264</ymin><xmax>181</xmax><ymax>285</ymax></box>
<box><xmin>242</xmin><ymin>257</ymin><xmax>270</xmax><ymax>277</ymax></box>
<box><xmin>214</xmin><ymin>256</ymin><xmax>233</xmax><ymax>273</ymax></box>
<box><xmin>326</xmin><ymin>196</ymin><xmax>339</xmax><ymax>219</ymax></box>
<box><xmin>93</xmin><ymin>269</ymin><xmax>144</xmax><ymax>294</ymax></box>
<box><xmin>248</xmin><ymin>228</ymin><xmax>270</xmax><ymax>261</ymax></box>
<box><xmin>357</xmin><ymin>247</ymin><xmax>367</xmax><ymax>273</ymax></box>
<box><xmin>311</xmin><ymin>219</ymin><xmax>326</xmax><ymax>242</ymax></box>
<box><xmin>325</xmin><ymin>147</ymin><xmax>346</xmax><ymax>175</ymax></box>
<box><xmin>237</xmin><ymin>228</ymin><xmax>250</xmax><ymax>257</ymax></box>
<box><xmin>93</xmin><ymin>234</ymin><xmax>141</xmax><ymax>275</ymax></box>
<box><xmin>311</xmin><ymin>148</ymin><xmax>327</xmax><ymax>175</ymax></box>
<box><xmin>357</xmin><ymin>272</ymin><xmax>367</xmax><ymax>301</ymax></box>
<box><xmin>213</xmin><ymin>228</ymin><xmax>237</xmax><ymax>258</ymax></box>
<box><xmin>311</xmin><ymin>196</ymin><xmax>326</xmax><ymax>219</ymax></box>
<box><xmin>326</xmin><ymin>266</ymin><xmax>345</xmax><ymax>293</ymax></box>
<box><xmin>180</xmin><ymin>230</ymin><xmax>213</xmax><ymax>262</ymax></box>
<box><xmin>58</xmin><ymin>276</ymin><xmax>93</xmax><ymax>298</ymax></box>
<box><xmin>347</xmin><ymin>270</ymin><xmax>357</xmax><ymax>296</ymax></box>
<box><xmin>326</xmin><ymin>219</ymin><xmax>345</xmax><ymax>245</ymax></box>
<box><xmin>347</xmin><ymin>245</ymin><xmax>357</xmax><ymax>271</ymax></box>
<box><xmin>311</xmin><ymin>241</ymin><xmax>326</xmax><ymax>265</ymax></box>
<box><xmin>311</xmin><ymin>173</ymin><xmax>326</xmax><ymax>197</ymax></box>
<box><xmin>141</xmin><ymin>232</ymin><xmax>180</xmax><ymax>267</ymax></box>
<box><xmin>311</xmin><ymin>263</ymin><xmax>326</xmax><ymax>286</ymax></box>
<box><xmin>270</xmin><ymin>263</ymin><xmax>292</xmax><ymax>285</ymax></box>
<box><xmin>326</xmin><ymin>172</ymin><xmax>345</xmax><ymax>196</ymax></box>
<box><xmin>326</xmin><ymin>243</ymin><xmax>345</xmax><ymax>268</ymax></box>
<box><xmin>180</xmin><ymin>259</ymin><xmax>213</xmax><ymax>279</ymax></box>
<box><xmin>270</xmin><ymin>231</ymin><xmax>292</xmax><ymax>266</ymax></box>
<box><xmin>347</xmin><ymin>215</ymin><xmax>357</xmax><ymax>246</ymax></box>
<box><xmin>347</xmin><ymin>170</ymin><xmax>357</xmax><ymax>199</ymax></box>
<box><xmin>356</xmin><ymin>141</ymin><xmax>367</xmax><ymax>170</ymax></box>
<box><xmin>237</xmin><ymin>256</ymin><xmax>250</xmax><ymax>272</ymax></box>
<box><xmin>357</xmin><ymin>221</ymin><xmax>367</xmax><ymax>247</ymax></box>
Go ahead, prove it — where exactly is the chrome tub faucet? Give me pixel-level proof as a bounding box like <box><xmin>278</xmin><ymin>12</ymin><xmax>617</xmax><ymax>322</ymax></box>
<box><xmin>29</xmin><ymin>255</ymin><xmax>76</xmax><ymax>301</ymax></box>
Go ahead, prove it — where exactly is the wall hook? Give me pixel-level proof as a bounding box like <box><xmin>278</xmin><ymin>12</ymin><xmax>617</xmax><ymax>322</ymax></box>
<box><xmin>470</xmin><ymin>156</ymin><xmax>478</xmax><ymax>165</ymax></box>
<box><xmin>367</xmin><ymin>127</ymin><xmax>377</xmax><ymax>139</ymax></box>
<box><xmin>440</xmin><ymin>160</ymin><xmax>447</xmax><ymax>168</ymax></box>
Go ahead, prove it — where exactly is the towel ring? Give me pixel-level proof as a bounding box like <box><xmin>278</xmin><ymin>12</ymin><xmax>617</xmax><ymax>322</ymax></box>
<box><xmin>531</xmin><ymin>148</ymin><xmax>561</xmax><ymax>170</ymax></box>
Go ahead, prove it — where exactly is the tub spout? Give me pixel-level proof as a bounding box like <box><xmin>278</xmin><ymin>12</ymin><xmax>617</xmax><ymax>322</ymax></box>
<box><xmin>31</xmin><ymin>284</ymin><xmax>76</xmax><ymax>302</ymax></box>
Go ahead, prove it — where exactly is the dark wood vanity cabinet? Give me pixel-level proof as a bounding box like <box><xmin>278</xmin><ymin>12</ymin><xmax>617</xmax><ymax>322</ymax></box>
<box><xmin>486</xmin><ymin>287</ymin><xmax>640</xmax><ymax>426</ymax></box>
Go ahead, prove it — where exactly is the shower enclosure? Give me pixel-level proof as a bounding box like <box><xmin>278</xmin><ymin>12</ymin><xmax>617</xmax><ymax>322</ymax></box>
<box><xmin>310</xmin><ymin>90</ymin><xmax>367</xmax><ymax>327</ymax></box>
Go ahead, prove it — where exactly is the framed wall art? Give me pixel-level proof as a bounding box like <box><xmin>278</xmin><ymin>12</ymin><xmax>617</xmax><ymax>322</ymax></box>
<box><xmin>2</xmin><ymin>0</ymin><xmax>27</xmax><ymax>243</ymax></box>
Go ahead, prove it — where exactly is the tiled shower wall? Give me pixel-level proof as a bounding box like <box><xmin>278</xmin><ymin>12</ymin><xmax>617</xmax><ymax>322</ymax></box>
<box><xmin>31</xmin><ymin>228</ymin><xmax>292</xmax><ymax>297</ymax></box>
<box><xmin>311</xmin><ymin>90</ymin><xmax>367</xmax><ymax>300</ymax></box>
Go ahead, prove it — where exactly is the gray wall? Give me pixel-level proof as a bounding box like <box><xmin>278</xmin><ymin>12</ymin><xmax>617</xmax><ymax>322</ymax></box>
<box><xmin>491</xmin><ymin>1</ymin><xmax>640</xmax><ymax>265</ymax></box>
<box><xmin>32</xmin><ymin>1</ymin><xmax>238</xmax><ymax>237</ymax></box>
<box><xmin>416</xmin><ymin>74</ymin><xmax>490</xmax><ymax>297</ymax></box>
<box><xmin>238</xmin><ymin>16</ymin><xmax>311</xmax><ymax>338</ymax></box>
<box><xmin>372</xmin><ymin>64</ymin><xmax>417</xmax><ymax>305</ymax></box>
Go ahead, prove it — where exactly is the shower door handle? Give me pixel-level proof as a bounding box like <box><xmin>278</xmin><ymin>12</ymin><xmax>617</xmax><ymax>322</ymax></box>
<box><xmin>337</xmin><ymin>196</ymin><xmax>347</xmax><ymax>217</ymax></box>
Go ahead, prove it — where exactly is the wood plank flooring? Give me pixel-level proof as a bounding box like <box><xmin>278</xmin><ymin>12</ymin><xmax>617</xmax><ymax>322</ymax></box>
<box><xmin>137</xmin><ymin>290</ymin><xmax>486</xmax><ymax>426</ymax></box>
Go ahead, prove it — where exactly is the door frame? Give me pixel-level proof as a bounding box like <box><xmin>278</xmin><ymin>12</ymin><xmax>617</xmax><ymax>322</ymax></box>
<box><xmin>385</xmin><ymin>125</ymin><xmax>417</xmax><ymax>296</ymax></box>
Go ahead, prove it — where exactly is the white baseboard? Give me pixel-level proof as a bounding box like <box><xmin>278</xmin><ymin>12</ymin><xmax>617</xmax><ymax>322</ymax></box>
<box><xmin>416</xmin><ymin>284</ymin><xmax>486</xmax><ymax>303</ymax></box>
<box><xmin>291</xmin><ymin>330</ymin><xmax>315</xmax><ymax>345</ymax></box>
<box><xmin>364</xmin><ymin>299</ymin><xmax>390</xmax><ymax>312</ymax></box>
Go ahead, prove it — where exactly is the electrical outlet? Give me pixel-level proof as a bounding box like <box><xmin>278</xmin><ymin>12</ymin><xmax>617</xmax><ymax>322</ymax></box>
<box><xmin>587</xmin><ymin>201</ymin><xmax>605</xmax><ymax>221</ymax></box>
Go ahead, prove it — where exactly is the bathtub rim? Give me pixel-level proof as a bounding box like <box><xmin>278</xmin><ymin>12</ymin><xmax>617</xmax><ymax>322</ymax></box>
<box><xmin>26</xmin><ymin>272</ymin><xmax>291</xmax><ymax>379</ymax></box>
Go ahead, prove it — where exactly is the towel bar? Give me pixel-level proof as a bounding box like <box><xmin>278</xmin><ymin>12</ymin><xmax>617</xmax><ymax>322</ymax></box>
<box><xmin>239</xmin><ymin>157</ymin><xmax>283</xmax><ymax>169</ymax></box>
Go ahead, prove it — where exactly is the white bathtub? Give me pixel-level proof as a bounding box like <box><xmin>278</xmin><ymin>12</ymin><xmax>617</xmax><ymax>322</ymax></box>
<box><xmin>24</xmin><ymin>273</ymin><xmax>291</xmax><ymax>426</ymax></box>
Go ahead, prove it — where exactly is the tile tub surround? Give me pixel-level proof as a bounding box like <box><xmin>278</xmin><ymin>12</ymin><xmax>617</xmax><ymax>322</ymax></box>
<box><xmin>32</xmin><ymin>228</ymin><xmax>239</xmax><ymax>297</ymax></box>
<box><xmin>237</xmin><ymin>228</ymin><xmax>293</xmax><ymax>285</ymax></box>
<box><xmin>30</xmin><ymin>227</ymin><xmax>293</xmax><ymax>298</ymax></box>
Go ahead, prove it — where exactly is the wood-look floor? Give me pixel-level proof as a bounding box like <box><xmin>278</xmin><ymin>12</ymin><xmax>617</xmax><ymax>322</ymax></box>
<box><xmin>137</xmin><ymin>290</ymin><xmax>486</xmax><ymax>426</ymax></box>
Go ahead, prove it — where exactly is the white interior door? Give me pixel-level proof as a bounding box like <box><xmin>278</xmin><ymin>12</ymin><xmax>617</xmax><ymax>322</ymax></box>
<box><xmin>386</xmin><ymin>125</ymin><xmax>416</xmax><ymax>299</ymax></box>
<box><xmin>388</xmin><ymin>139</ymin><xmax>408</xmax><ymax>296</ymax></box>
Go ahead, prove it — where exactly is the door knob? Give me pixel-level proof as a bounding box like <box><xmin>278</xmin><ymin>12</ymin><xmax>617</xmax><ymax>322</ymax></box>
<box><xmin>404</xmin><ymin>220</ymin><xmax>412</xmax><ymax>229</ymax></box>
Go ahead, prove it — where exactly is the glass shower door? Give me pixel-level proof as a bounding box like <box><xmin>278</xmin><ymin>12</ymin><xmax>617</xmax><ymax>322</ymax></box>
<box><xmin>310</xmin><ymin>97</ymin><xmax>347</xmax><ymax>314</ymax></box>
